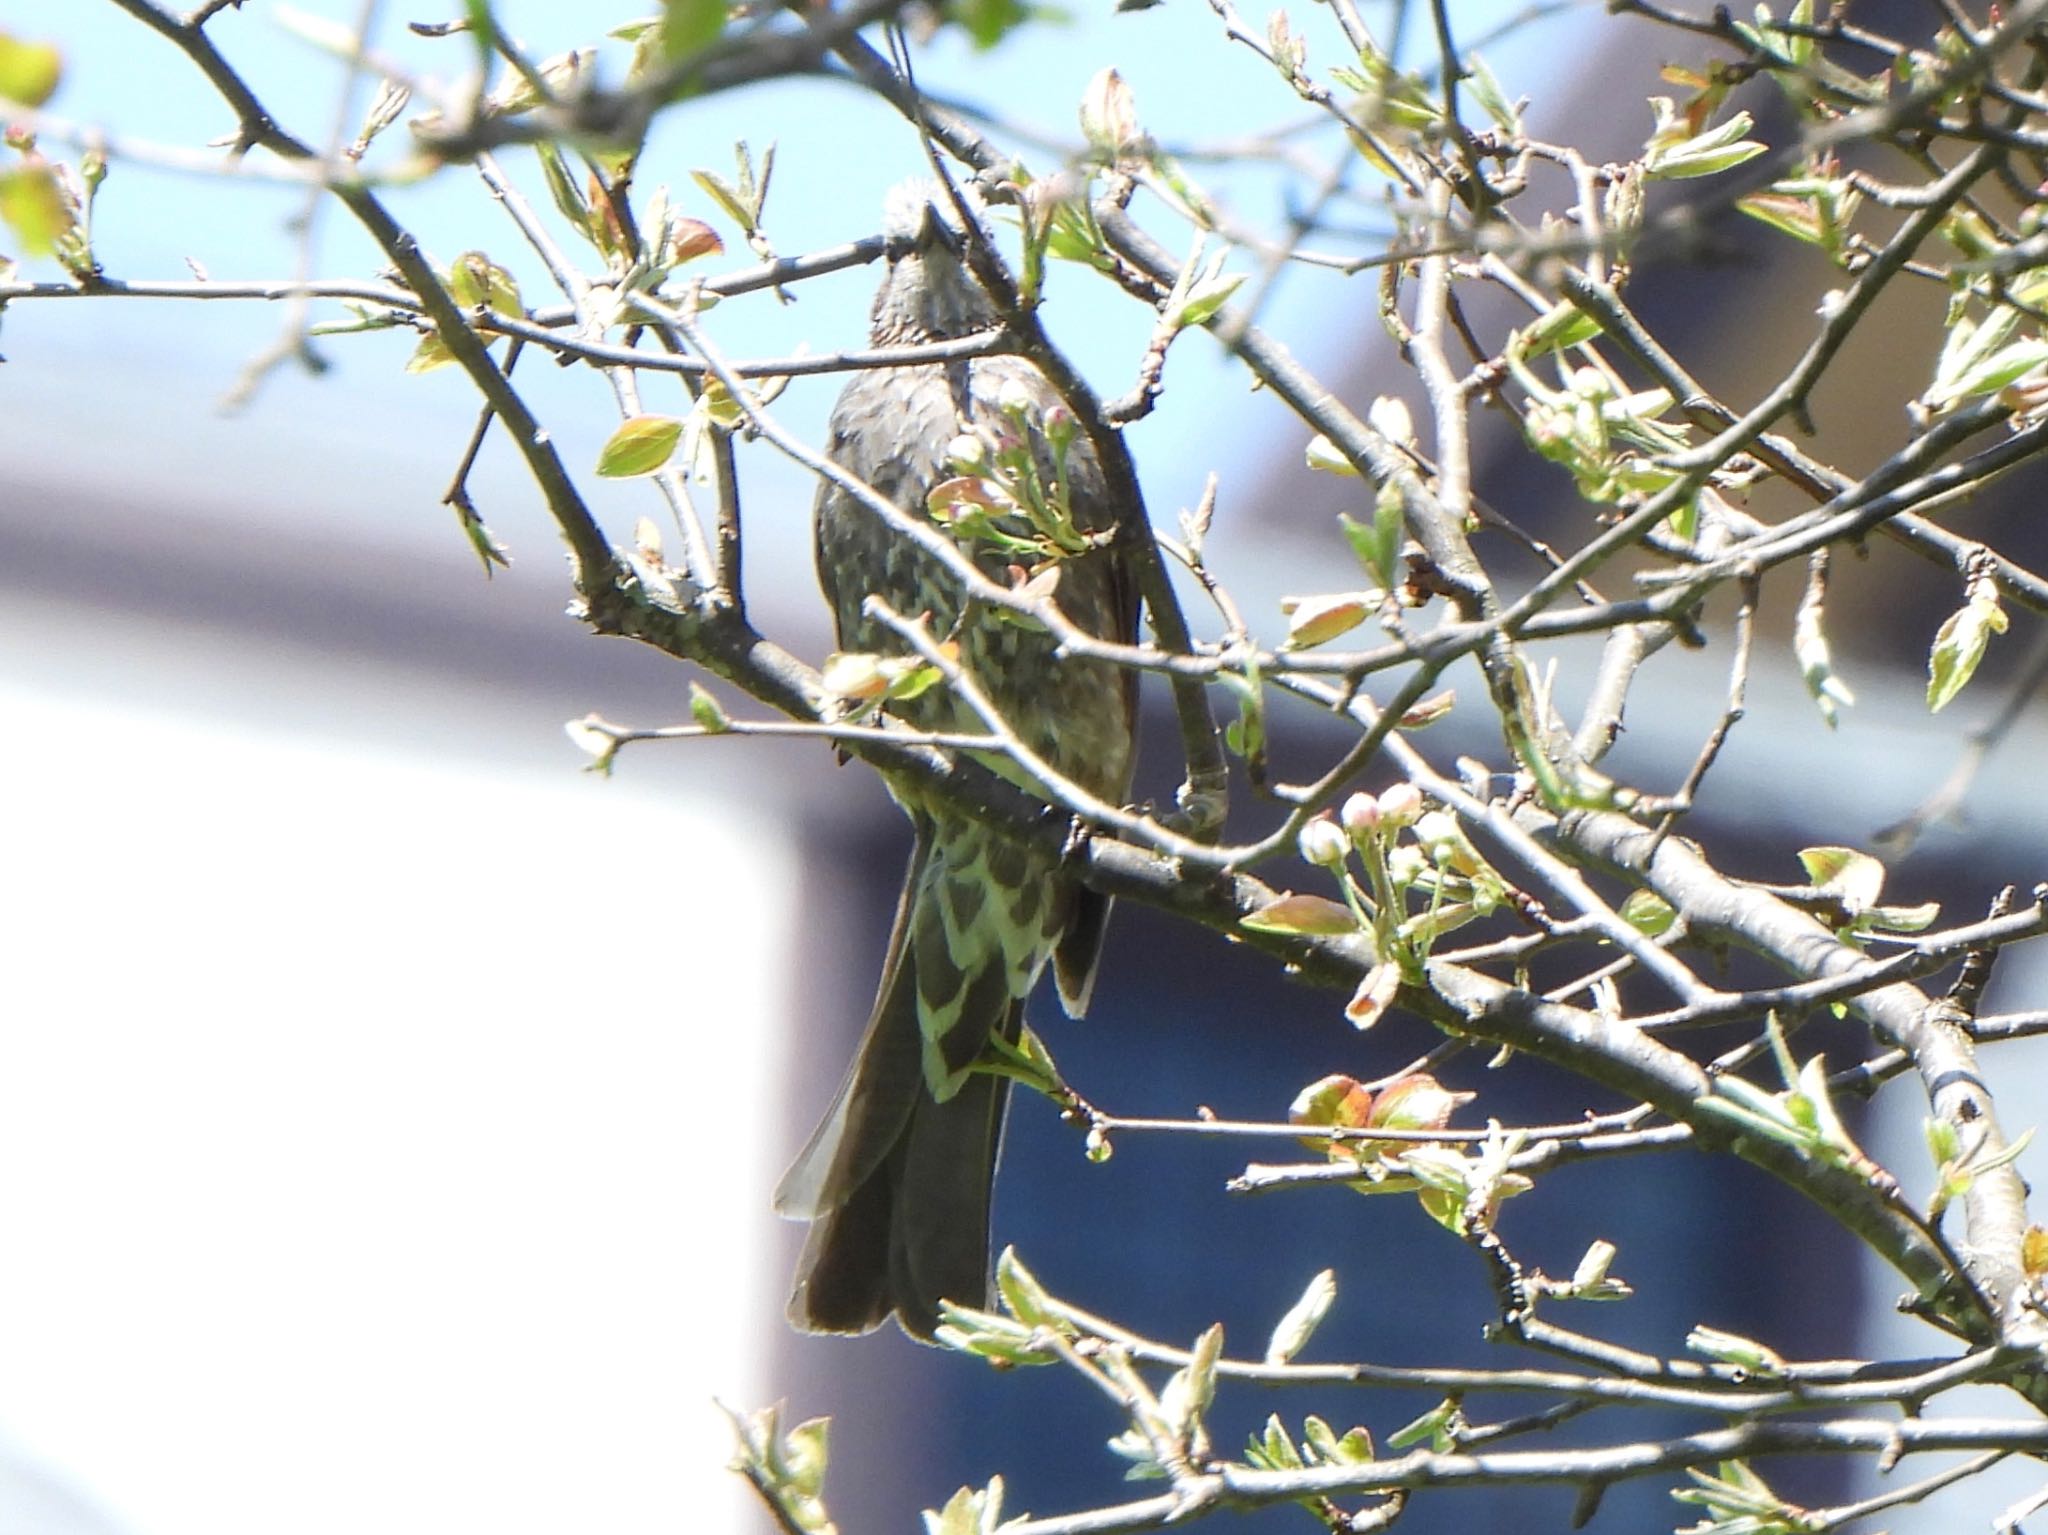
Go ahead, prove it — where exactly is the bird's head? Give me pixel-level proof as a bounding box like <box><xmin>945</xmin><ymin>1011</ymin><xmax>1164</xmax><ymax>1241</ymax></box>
<box><xmin>869</xmin><ymin>180</ymin><xmax>1002</xmax><ymax>345</ymax></box>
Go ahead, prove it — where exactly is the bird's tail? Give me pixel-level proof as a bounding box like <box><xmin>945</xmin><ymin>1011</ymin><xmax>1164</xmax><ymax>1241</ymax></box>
<box><xmin>775</xmin><ymin>1008</ymin><xmax>1015</xmax><ymax>1337</ymax></box>
<box><xmin>775</xmin><ymin>819</ymin><xmax>1042</xmax><ymax>1337</ymax></box>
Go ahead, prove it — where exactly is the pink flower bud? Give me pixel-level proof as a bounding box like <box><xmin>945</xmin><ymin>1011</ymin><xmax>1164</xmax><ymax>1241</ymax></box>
<box><xmin>1340</xmin><ymin>791</ymin><xmax>1380</xmax><ymax>838</ymax></box>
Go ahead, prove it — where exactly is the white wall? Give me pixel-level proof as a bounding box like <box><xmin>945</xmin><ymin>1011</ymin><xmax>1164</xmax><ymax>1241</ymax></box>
<box><xmin>0</xmin><ymin>585</ymin><xmax>797</xmax><ymax>1535</ymax></box>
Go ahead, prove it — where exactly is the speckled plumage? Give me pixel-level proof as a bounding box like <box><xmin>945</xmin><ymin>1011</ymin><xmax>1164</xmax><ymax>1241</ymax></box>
<box><xmin>775</xmin><ymin>188</ymin><xmax>1138</xmax><ymax>1338</ymax></box>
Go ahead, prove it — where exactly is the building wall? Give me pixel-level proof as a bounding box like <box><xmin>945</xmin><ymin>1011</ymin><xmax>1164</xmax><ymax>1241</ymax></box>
<box><xmin>0</xmin><ymin>484</ymin><xmax>802</xmax><ymax>1535</ymax></box>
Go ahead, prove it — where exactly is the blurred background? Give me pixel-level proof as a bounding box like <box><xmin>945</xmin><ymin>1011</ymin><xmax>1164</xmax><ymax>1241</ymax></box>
<box><xmin>5</xmin><ymin>3</ymin><xmax>2048</xmax><ymax>1533</ymax></box>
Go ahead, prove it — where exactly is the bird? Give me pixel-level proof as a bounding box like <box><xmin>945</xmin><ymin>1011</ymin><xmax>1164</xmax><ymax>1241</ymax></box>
<box><xmin>773</xmin><ymin>182</ymin><xmax>1139</xmax><ymax>1339</ymax></box>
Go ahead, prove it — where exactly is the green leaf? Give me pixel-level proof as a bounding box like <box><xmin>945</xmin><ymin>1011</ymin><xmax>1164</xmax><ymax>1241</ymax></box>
<box><xmin>1218</xmin><ymin>659</ymin><xmax>1266</xmax><ymax>765</ymax></box>
<box><xmin>1863</xmin><ymin>900</ymin><xmax>1940</xmax><ymax>933</ymax></box>
<box><xmin>1658</xmin><ymin>138</ymin><xmax>1768</xmax><ymax>180</ymax></box>
<box><xmin>1371</xmin><ymin>481</ymin><xmax>1404</xmax><ymax>588</ymax></box>
<box><xmin>1172</xmin><ymin>267</ymin><xmax>1243</xmax><ymax>327</ymax></box>
<box><xmin>690</xmin><ymin>167</ymin><xmax>754</xmax><ymax>233</ymax></box>
<box><xmin>1040</xmin><ymin>197</ymin><xmax>1111</xmax><ymax>270</ymax></box>
<box><xmin>1399</xmin><ymin>691</ymin><xmax>1456</xmax><ymax>728</ymax></box>
<box><xmin>1370</xmin><ymin>1074</ymin><xmax>1474</xmax><ymax>1135</ymax></box>
<box><xmin>459</xmin><ymin>0</ymin><xmax>495</xmax><ymax>66</ymax></box>
<box><xmin>1964</xmin><ymin>1125</ymin><xmax>2034</xmax><ymax>1181</ymax></box>
<box><xmin>447</xmin><ymin>250</ymin><xmax>522</xmax><ymax>315</ymax></box>
<box><xmin>923</xmin><ymin>1479</ymin><xmax>1005</xmax><ymax>1535</ymax></box>
<box><xmin>932</xmin><ymin>1301</ymin><xmax>1061</xmax><ymax>1365</ymax></box>
<box><xmin>351</xmin><ymin>77</ymin><xmax>412</xmax><ymax>156</ymax></box>
<box><xmin>596</xmin><ymin>414</ymin><xmax>684</xmax><ymax>477</ymax></box>
<box><xmin>1925</xmin><ymin>1115</ymin><xmax>1961</xmax><ymax>1164</ymax></box>
<box><xmin>1797</xmin><ymin>845</ymin><xmax>1885</xmax><ymax>910</ymax></box>
<box><xmin>952</xmin><ymin>0</ymin><xmax>1036</xmax><ymax>49</ymax></box>
<box><xmin>1934</xmin><ymin>306</ymin><xmax>2021</xmax><ymax>395</ymax></box>
<box><xmin>1929</xmin><ymin>336</ymin><xmax>2048</xmax><ymax>410</ymax></box>
<box><xmin>1338</xmin><ymin>489</ymin><xmax>1403</xmax><ymax>592</ymax></box>
<box><xmin>1329</xmin><ymin>1424</ymin><xmax>1375</xmax><ymax>1464</ymax></box>
<box><xmin>881</xmin><ymin>659</ymin><xmax>945</xmax><ymax>702</ymax></box>
<box><xmin>1465</xmin><ymin>52</ymin><xmax>1520</xmax><ymax>135</ymax></box>
<box><xmin>1158</xmin><ymin>241</ymin><xmax>1239</xmax><ymax>331</ymax></box>
<box><xmin>1643</xmin><ymin>101</ymin><xmax>1767</xmax><ymax>180</ymax></box>
<box><xmin>1387</xmin><ymin>1400</ymin><xmax>1459</xmax><ymax>1453</ymax></box>
<box><xmin>403</xmin><ymin>329</ymin><xmax>457</xmax><ymax>374</ymax></box>
<box><xmin>1684</xmin><ymin>1325</ymin><xmax>1787</xmax><ymax>1376</ymax></box>
<box><xmin>1737</xmin><ymin>189</ymin><xmax>1825</xmax><ymax>244</ymax></box>
<box><xmin>0</xmin><ymin>163</ymin><xmax>71</xmax><ymax>257</ymax></box>
<box><xmin>1240</xmin><ymin>893</ymin><xmax>1360</xmax><ymax>936</ymax></box>
<box><xmin>1292</xmin><ymin>1414</ymin><xmax>1373</xmax><ymax>1465</ymax></box>
<box><xmin>722</xmin><ymin>1403</ymin><xmax>836</xmax><ymax>1535</ymax></box>
<box><xmin>1288</xmin><ymin>1073</ymin><xmax>1376</xmax><ymax>1149</ymax></box>
<box><xmin>976</xmin><ymin>1024</ymin><xmax>1070</xmax><ymax>1106</ymax></box>
<box><xmin>1735</xmin><ymin>169</ymin><xmax>1864</xmax><ymax>258</ymax></box>
<box><xmin>1771</xmin><ymin>0</ymin><xmax>1816</xmax><ymax>67</ymax></box>
<box><xmin>1513</xmin><ymin>300</ymin><xmax>1603</xmax><ymax>355</ymax></box>
<box><xmin>0</xmin><ymin>32</ymin><xmax>61</xmax><ymax>107</ymax></box>
<box><xmin>459</xmin><ymin>510</ymin><xmax>511</xmax><ymax>573</ymax></box>
<box><xmin>1673</xmin><ymin>1458</ymin><xmax>1794</xmax><ymax>1527</ymax></box>
<box><xmin>533</xmin><ymin>141</ymin><xmax>595</xmax><ymax>241</ymax></box>
<box><xmin>1302</xmin><ymin>1415</ymin><xmax>1340</xmax><ymax>1461</ymax></box>
<box><xmin>1927</xmin><ymin>594</ymin><xmax>2007</xmax><ymax>712</ymax></box>
<box><xmin>1281</xmin><ymin>591</ymin><xmax>1374</xmax><ymax>650</ymax></box>
<box><xmin>1791</xmin><ymin>1051</ymin><xmax>1852</xmax><ymax>1153</ymax></box>
<box><xmin>1619</xmin><ymin>887</ymin><xmax>1676</xmax><ymax>935</ymax></box>
<box><xmin>662</xmin><ymin>0</ymin><xmax>727</xmax><ymax>58</ymax></box>
<box><xmin>993</xmin><ymin>1246</ymin><xmax>1058</xmax><ymax>1328</ymax></box>
<box><xmin>779</xmin><ymin>1416</ymin><xmax>829</xmax><ymax>1499</ymax></box>
<box><xmin>482</xmin><ymin>48</ymin><xmax>593</xmax><ymax>118</ymax></box>
<box><xmin>1307</xmin><ymin>435</ymin><xmax>1361</xmax><ymax>476</ymax></box>
<box><xmin>1245</xmin><ymin>1414</ymin><xmax>1305</xmax><ymax>1471</ymax></box>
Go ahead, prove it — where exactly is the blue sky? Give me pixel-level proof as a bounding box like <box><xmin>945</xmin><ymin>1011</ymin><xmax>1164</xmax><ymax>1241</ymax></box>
<box><xmin>2</xmin><ymin>0</ymin><xmax>1577</xmax><ymax>632</ymax></box>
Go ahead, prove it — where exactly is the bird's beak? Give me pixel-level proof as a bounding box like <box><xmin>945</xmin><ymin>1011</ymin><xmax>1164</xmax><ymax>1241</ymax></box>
<box><xmin>913</xmin><ymin>200</ymin><xmax>963</xmax><ymax>257</ymax></box>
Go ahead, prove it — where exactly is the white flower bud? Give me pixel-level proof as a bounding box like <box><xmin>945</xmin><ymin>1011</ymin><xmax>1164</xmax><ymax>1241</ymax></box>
<box><xmin>821</xmin><ymin>651</ymin><xmax>889</xmax><ymax>700</ymax></box>
<box><xmin>1376</xmin><ymin>782</ymin><xmax>1424</xmax><ymax>827</ymax></box>
<box><xmin>1297</xmin><ymin>817</ymin><xmax>1350</xmax><ymax>869</ymax></box>
<box><xmin>997</xmin><ymin>376</ymin><xmax>1036</xmax><ymax>418</ymax></box>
